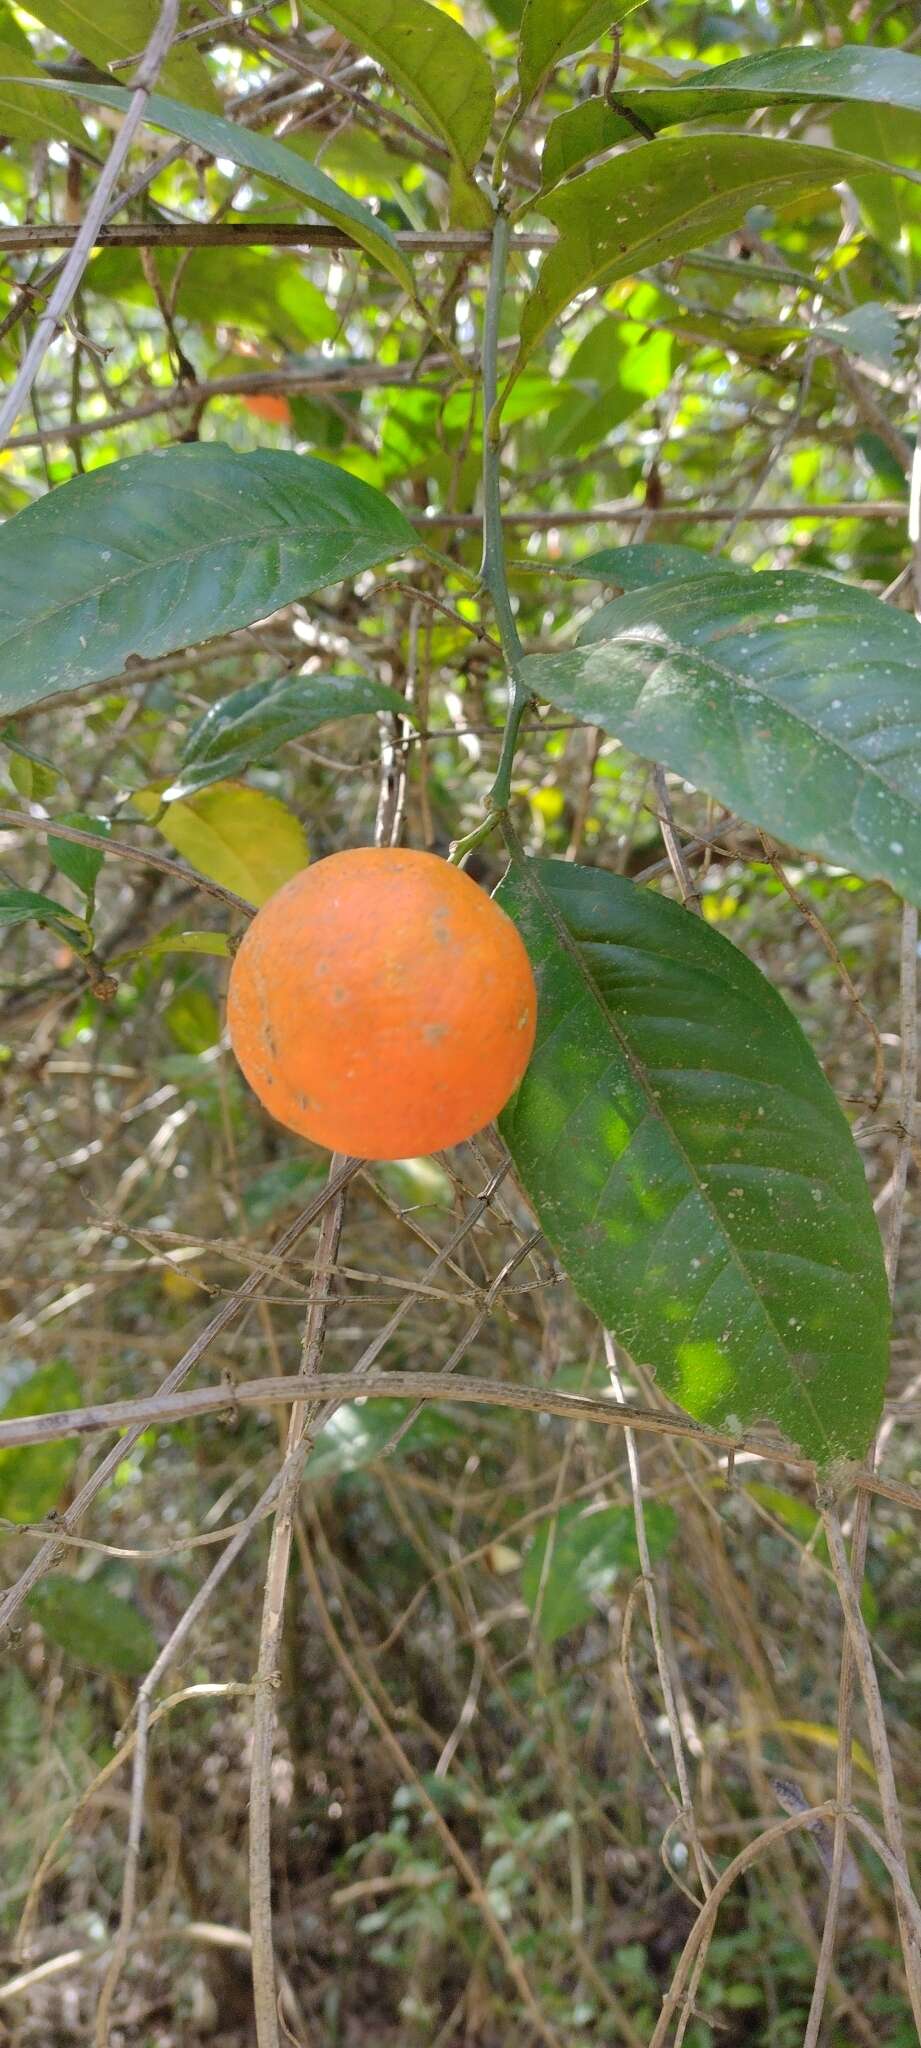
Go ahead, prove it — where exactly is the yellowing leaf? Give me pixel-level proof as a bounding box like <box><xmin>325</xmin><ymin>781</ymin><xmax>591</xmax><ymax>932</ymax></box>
<box><xmin>726</xmin><ymin>1720</ymin><xmax>875</xmax><ymax>1780</ymax></box>
<box><xmin>150</xmin><ymin>783</ymin><xmax>308</xmax><ymax>906</ymax></box>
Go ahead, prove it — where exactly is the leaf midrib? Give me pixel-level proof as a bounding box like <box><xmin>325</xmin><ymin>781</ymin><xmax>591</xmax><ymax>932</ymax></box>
<box><xmin>514</xmin><ymin>859</ymin><xmax>832</xmax><ymax>1451</ymax></box>
<box><xmin>2</xmin><ymin>508</ymin><xmax>395</xmax><ymax>657</ymax></box>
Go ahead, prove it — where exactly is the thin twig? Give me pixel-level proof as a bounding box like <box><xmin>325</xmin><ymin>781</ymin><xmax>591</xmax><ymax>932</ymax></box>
<box><xmin>604</xmin><ymin>1334</ymin><xmax>712</xmax><ymax>1898</ymax></box>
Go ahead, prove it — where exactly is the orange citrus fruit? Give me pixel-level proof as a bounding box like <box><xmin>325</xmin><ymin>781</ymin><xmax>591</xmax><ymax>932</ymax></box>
<box><xmin>227</xmin><ymin>848</ymin><xmax>537</xmax><ymax>1159</ymax></box>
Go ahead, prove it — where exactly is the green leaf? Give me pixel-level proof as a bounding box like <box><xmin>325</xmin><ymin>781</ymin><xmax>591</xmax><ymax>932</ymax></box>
<box><xmin>167</xmin><ymin>671</ymin><xmax>412</xmax><ymax>800</ymax></box>
<box><xmin>23</xmin><ymin>0</ymin><xmax>219</xmax><ymax>111</ymax></box>
<box><xmin>543</xmin><ymin>43</ymin><xmax>921</xmax><ymax>172</ymax></box>
<box><xmin>497</xmin><ymin>859</ymin><xmax>889</xmax><ymax>1466</ymax></box>
<box><xmin>744</xmin><ymin>1482</ymin><xmax>877</xmax><ymax>1624</ymax></box>
<box><xmin>572</xmin><ymin>542</ymin><xmax>728</xmax><ymax>589</ymax></box>
<box><xmin>518</xmin><ymin>0</ymin><xmax>642</xmax><ymax>104</ymax></box>
<box><xmin>164</xmin><ymin>980</ymin><xmax>221</xmax><ymax>1054</ymax></box>
<box><xmin>48</xmin><ymin>814</ymin><xmax>111</xmax><ymax>904</ymax></box>
<box><xmin>26</xmin><ymin>1574</ymin><xmax>158</xmax><ymax>1676</ymax></box>
<box><xmin>124</xmin><ymin>930</ymin><xmax>231</xmax><ymax>965</ymax></box>
<box><xmin>0</xmin><ymin>5</ymin><xmax>88</xmax><ymax>145</ymax></box>
<box><xmin>516</xmin><ymin>135</ymin><xmax>911</xmax><ymax>375</ymax></box>
<box><xmin>521</xmin><ymin>1502</ymin><xmax>677</xmax><ymax>1642</ymax></box>
<box><xmin>243</xmin><ymin>1156</ymin><xmax>328</xmax><ymax>1227</ymax></box>
<box><xmin>0</xmin><ymin>1363</ymin><xmax>80</xmax><ymax>1524</ymax></box>
<box><xmin>540</xmin><ymin>310</ymin><xmax>674</xmax><ymax>459</ymax></box>
<box><xmin>521</xmin><ymin>566</ymin><xmax>921</xmax><ymax>908</ymax></box>
<box><xmin>141</xmin><ymin>782</ymin><xmax>308</xmax><ymax>907</ymax></box>
<box><xmin>0</xmin><ymin>888</ymin><xmax>90</xmax><ymax>943</ymax></box>
<box><xmin>86</xmin><ymin>246</ymin><xmax>339</xmax><ymax>353</ymax></box>
<box><xmin>52</xmin><ymin>83</ymin><xmax>413</xmax><ymax>290</ymax></box>
<box><xmin>0</xmin><ymin>445</ymin><xmax>413</xmax><ymax>716</ymax></box>
<box><xmin>6</xmin><ymin>748</ymin><xmax>59</xmax><ymax>803</ymax></box>
<box><xmin>304</xmin><ymin>0</ymin><xmax>494</xmax><ymax>173</ymax></box>
<box><xmin>305</xmin><ymin>1399</ymin><xmax>463</xmax><ymax>1483</ymax></box>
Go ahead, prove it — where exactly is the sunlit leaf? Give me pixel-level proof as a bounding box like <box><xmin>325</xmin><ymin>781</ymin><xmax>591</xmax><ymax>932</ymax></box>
<box><xmin>305</xmin><ymin>0</ymin><xmax>494</xmax><ymax>173</ymax></box>
<box><xmin>522</xmin><ymin>565</ymin><xmax>921</xmax><ymax>906</ymax></box>
<box><xmin>515</xmin><ymin>135</ymin><xmax>910</xmax><ymax>375</ymax></box>
<box><xmin>23</xmin><ymin>0</ymin><xmax>219</xmax><ymax>111</ymax></box>
<box><xmin>0</xmin><ymin>1363</ymin><xmax>80</xmax><ymax>1524</ymax></box>
<box><xmin>0</xmin><ymin>445</ymin><xmax>413</xmax><ymax>716</ymax></box>
<box><xmin>497</xmin><ymin>859</ymin><xmax>888</xmax><ymax>1466</ymax></box>
<box><xmin>143</xmin><ymin>782</ymin><xmax>308</xmax><ymax>908</ymax></box>
<box><xmin>518</xmin><ymin>0</ymin><xmax>642</xmax><ymax>104</ymax></box>
<box><xmin>0</xmin><ymin>6</ymin><xmax>88</xmax><ymax>145</ymax></box>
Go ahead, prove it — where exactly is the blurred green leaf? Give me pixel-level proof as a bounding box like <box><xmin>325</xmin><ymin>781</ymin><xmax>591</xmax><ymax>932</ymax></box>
<box><xmin>306</xmin><ymin>1399</ymin><xmax>463</xmax><ymax>1483</ymax></box>
<box><xmin>23</xmin><ymin>0</ymin><xmax>219</xmax><ymax>109</ymax></box>
<box><xmin>26</xmin><ymin>1574</ymin><xmax>158</xmax><ymax>1675</ymax></box>
<box><xmin>243</xmin><ymin>1156</ymin><xmax>327</xmax><ymax>1227</ymax></box>
<box><xmin>0</xmin><ymin>887</ymin><xmax>90</xmax><ymax>944</ymax></box>
<box><xmin>0</xmin><ymin>1362</ymin><xmax>80</xmax><ymax>1523</ymax></box>
<box><xmin>522</xmin><ymin>1502</ymin><xmax>677</xmax><ymax>1642</ymax></box>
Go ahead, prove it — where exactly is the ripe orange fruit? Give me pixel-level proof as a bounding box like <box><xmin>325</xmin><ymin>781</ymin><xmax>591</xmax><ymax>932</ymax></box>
<box><xmin>227</xmin><ymin>848</ymin><xmax>537</xmax><ymax>1159</ymax></box>
<box><xmin>241</xmin><ymin>393</ymin><xmax>291</xmax><ymax>424</ymax></box>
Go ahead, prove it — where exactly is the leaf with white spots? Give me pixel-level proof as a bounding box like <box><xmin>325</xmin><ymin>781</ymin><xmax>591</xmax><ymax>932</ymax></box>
<box><xmin>520</xmin><ymin>566</ymin><xmax>921</xmax><ymax>908</ymax></box>
<box><xmin>498</xmin><ymin>859</ymin><xmax>888</xmax><ymax>1467</ymax></box>
<box><xmin>0</xmin><ymin>445</ymin><xmax>413</xmax><ymax>716</ymax></box>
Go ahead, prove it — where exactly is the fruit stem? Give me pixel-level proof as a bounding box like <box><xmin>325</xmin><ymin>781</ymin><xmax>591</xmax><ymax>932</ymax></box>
<box><xmin>480</xmin><ymin>203</ymin><xmax>532</xmax><ymax>820</ymax></box>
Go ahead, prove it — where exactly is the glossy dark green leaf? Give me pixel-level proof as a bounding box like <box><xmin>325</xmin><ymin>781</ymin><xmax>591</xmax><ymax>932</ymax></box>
<box><xmin>497</xmin><ymin>859</ymin><xmax>888</xmax><ymax>1466</ymax></box>
<box><xmin>26</xmin><ymin>1574</ymin><xmax>158</xmax><ymax>1675</ymax></box>
<box><xmin>48</xmin><ymin>814</ymin><xmax>111</xmax><ymax>903</ymax></box>
<box><xmin>542</xmin><ymin>43</ymin><xmax>921</xmax><ymax>180</ymax></box>
<box><xmin>521</xmin><ymin>567</ymin><xmax>921</xmax><ymax>907</ymax></box>
<box><xmin>522</xmin><ymin>1501</ymin><xmax>676</xmax><ymax>1642</ymax></box>
<box><xmin>0</xmin><ymin>445</ymin><xmax>413</xmax><ymax>715</ymax></box>
<box><xmin>305</xmin><ymin>1399</ymin><xmax>463</xmax><ymax>1483</ymax></box>
<box><xmin>305</xmin><ymin>0</ymin><xmax>493</xmax><ymax>173</ymax></box>
<box><xmin>167</xmin><ymin>672</ymin><xmax>412</xmax><ymax>800</ymax></box>
<box><xmin>516</xmin><ymin>135</ymin><xmax>908</xmax><ymax>374</ymax></box>
<box><xmin>20</xmin><ymin>0</ymin><xmax>218</xmax><ymax>111</ymax></box>
<box><xmin>38</xmin><ymin>83</ymin><xmax>412</xmax><ymax>290</ymax></box>
<box><xmin>0</xmin><ymin>1363</ymin><xmax>80</xmax><ymax>1524</ymax></box>
<box><xmin>572</xmin><ymin>542</ymin><xmax>727</xmax><ymax>589</ymax></box>
<box><xmin>518</xmin><ymin>0</ymin><xmax>642</xmax><ymax>103</ymax></box>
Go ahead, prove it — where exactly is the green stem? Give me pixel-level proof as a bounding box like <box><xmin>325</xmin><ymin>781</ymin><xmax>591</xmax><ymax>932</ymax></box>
<box><xmin>480</xmin><ymin>205</ymin><xmax>532</xmax><ymax>817</ymax></box>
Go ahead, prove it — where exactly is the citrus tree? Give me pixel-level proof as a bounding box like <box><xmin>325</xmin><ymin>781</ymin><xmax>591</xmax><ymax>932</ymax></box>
<box><xmin>1</xmin><ymin>2</ymin><xmax>920</xmax><ymax>2043</ymax></box>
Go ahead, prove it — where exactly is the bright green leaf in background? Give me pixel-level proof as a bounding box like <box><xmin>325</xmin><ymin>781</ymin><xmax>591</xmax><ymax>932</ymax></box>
<box><xmin>138</xmin><ymin>782</ymin><xmax>308</xmax><ymax>907</ymax></box>
<box><xmin>522</xmin><ymin>1502</ymin><xmax>677</xmax><ymax>1642</ymax></box>
<box><xmin>522</xmin><ymin>566</ymin><xmax>921</xmax><ymax>908</ymax></box>
<box><xmin>0</xmin><ymin>446</ymin><xmax>413</xmax><ymax>716</ymax></box>
<box><xmin>518</xmin><ymin>0</ymin><xmax>642</xmax><ymax>105</ymax></box>
<box><xmin>26</xmin><ymin>1574</ymin><xmax>158</xmax><ymax>1676</ymax></box>
<box><xmin>304</xmin><ymin>0</ymin><xmax>494</xmax><ymax>174</ymax></box>
<box><xmin>21</xmin><ymin>0</ymin><xmax>219</xmax><ymax>109</ymax></box>
<box><xmin>0</xmin><ymin>4</ymin><xmax>88</xmax><ymax>145</ymax></box>
<box><xmin>516</xmin><ymin>135</ymin><xmax>913</xmax><ymax>375</ymax></box>
<box><xmin>167</xmin><ymin>672</ymin><xmax>412</xmax><ymax>800</ymax></box>
<box><xmin>497</xmin><ymin>860</ymin><xmax>889</xmax><ymax>1467</ymax></box>
<box><xmin>0</xmin><ymin>1363</ymin><xmax>80</xmax><ymax>1524</ymax></box>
